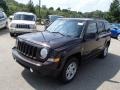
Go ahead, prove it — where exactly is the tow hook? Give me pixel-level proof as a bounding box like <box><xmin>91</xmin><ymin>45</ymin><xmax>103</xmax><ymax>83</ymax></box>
<box><xmin>30</xmin><ymin>68</ymin><xmax>33</xmax><ymax>73</ymax></box>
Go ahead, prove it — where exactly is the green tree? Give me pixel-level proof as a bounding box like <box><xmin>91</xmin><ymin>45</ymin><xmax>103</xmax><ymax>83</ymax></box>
<box><xmin>0</xmin><ymin>0</ymin><xmax>9</xmax><ymax>15</ymax></box>
<box><xmin>56</xmin><ymin>7</ymin><xmax>61</xmax><ymax>11</ymax></box>
<box><xmin>49</xmin><ymin>7</ymin><xmax>54</xmax><ymax>11</ymax></box>
<box><xmin>27</xmin><ymin>0</ymin><xmax>35</xmax><ymax>14</ymax></box>
<box><xmin>82</xmin><ymin>10</ymin><xmax>104</xmax><ymax>19</ymax></box>
<box><xmin>109</xmin><ymin>0</ymin><xmax>120</xmax><ymax>22</ymax></box>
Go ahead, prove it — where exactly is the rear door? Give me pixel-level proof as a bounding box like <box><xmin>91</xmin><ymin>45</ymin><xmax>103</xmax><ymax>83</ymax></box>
<box><xmin>97</xmin><ymin>21</ymin><xmax>109</xmax><ymax>51</ymax></box>
<box><xmin>97</xmin><ymin>21</ymin><xmax>108</xmax><ymax>50</ymax></box>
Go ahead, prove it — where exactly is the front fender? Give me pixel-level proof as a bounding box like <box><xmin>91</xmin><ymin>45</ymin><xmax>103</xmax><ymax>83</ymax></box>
<box><xmin>57</xmin><ymin>43</ymin><xmax>83</xmax><ymax>70</ymax></box>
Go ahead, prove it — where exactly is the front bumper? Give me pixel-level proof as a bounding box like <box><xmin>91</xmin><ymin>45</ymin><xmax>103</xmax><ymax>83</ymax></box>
<box><xmin>12</xmin><ymin>48</ymin><xmax>61</xmax><ymax>76</ymax></box>
<box><xmin>9</xmin><ymin>28</ymin><xmax>37</xmax><ymax>33</ymax></box>
<box><xmin>9</xmin><ymin>28</ymin><xmax>37</xmax><ymax>36</ymax></box>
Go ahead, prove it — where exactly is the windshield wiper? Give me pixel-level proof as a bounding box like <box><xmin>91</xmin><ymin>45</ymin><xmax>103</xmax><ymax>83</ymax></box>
<box><xmin>51</xmin><ymin>32</ymin><xmax>65</xmax><ymax>36</ymax></box>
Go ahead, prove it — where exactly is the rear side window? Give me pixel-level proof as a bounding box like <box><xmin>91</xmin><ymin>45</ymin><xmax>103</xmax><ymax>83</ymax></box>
<box><xmin>104</xmin><ymin>22</ymin><xmax>110</xmax><ymax>30</ymax></box>
<box><xmin>97</xmin><ymin>21</ymin><xmax>105</xmax><ymax>33</ymax></box>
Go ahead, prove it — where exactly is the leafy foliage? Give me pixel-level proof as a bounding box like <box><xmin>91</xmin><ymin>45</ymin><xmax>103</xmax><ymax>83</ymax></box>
<box><xmin>109</xmin><ymin>0</ymin><xmax>120</xmax><ymax>22</ymax></box>
<box><xmin>4</xmin><ymin>0</ymin><xmax>28</xmax><ymax>15</ymax></box>
<box><xmin>27</xmin><ymin>0</ymin><xmax>35</xmax><ymax>14</ymax></box>
<box><xmin>0</xmin><ymin>0</ymin><xmax>9</xmax><ymax>15</ymax></box>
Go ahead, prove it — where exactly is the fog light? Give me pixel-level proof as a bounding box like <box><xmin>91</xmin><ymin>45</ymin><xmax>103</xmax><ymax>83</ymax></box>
<box><xmin>30</xmin><ymin>68</ymin><xmax>33</xmax><ymax>73</ymax></box>
<box><xmin>47</xmin><ymin>58</ymin><xmax>60</xmax><ymax>62</ymax></box>
<box><xmin>54</xmin><ymin>58</ymin><xmax>60</xmax><ymax>62</ymax></box>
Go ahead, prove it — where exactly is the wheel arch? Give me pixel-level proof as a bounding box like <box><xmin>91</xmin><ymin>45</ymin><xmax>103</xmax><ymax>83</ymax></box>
<box><xmin>66</xmin><ymin>52</ymin><xmax>82</xmax><ymax>65</ymax></box>
<box><xmin>106</xmin><ymin>40</ymin><xmax>110</xmax><ymax>47</ymax></box>
<box><xmin>59</xmin><ymin>52</ymin><xmax>82</xmax><ymax>71</ymax></box>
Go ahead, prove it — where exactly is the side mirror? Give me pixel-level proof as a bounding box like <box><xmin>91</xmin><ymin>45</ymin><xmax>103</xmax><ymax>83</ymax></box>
<box><xmin>9</xmin><ymin>17</ymin><xmax>12</xmax><ymax>20</ymax></box>
<box><xmin>9</xmin><ymin>15</ymin><xmax>13</xmax><ymax>21</ymax></box>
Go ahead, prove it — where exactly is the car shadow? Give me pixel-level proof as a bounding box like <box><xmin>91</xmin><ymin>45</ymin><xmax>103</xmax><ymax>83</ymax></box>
<box><xmin>21</xmin><ymin>53</ymin><xmax>120</xmax><ymax>90</ymax></box>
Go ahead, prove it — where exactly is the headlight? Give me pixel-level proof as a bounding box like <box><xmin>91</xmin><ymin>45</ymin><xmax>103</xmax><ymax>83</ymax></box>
<box><xmin>40</xmin><ymin>48</ymin><xmax>48</xmax><ymax>59</ymax></box>
<box><xmin>10</xmin><ymin>23</ymin><xmax>16</xmax><ymax>28</ymax></box>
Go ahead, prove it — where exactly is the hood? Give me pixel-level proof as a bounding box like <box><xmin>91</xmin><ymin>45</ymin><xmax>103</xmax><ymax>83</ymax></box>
<box><xmin>11</xmin><ymin>20</ymin><xmax>35</xmax><ymax>25</ymax></box>
<box><xmin>18</xmin><ymin>31</ymin><xmax>78</xmax><ymax>49</ymax></box>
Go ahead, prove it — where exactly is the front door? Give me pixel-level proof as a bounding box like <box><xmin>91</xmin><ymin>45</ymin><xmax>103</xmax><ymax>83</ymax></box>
<box><xmin>83</xmin><ymin>21</ymin><xmax>99</xmax><ymax>59</ymax></box>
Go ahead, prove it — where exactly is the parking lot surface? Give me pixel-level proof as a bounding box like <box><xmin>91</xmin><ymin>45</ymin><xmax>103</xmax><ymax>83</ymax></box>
<box><xmin>0</xmin><ymin>28</ymin><xmax>120</xmax><ymax>90</ymax></box>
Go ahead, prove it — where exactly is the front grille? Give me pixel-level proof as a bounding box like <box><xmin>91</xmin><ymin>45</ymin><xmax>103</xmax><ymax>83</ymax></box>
<box><xmin>16</xmin><ymin>24</ymin><xmax>30</xmax><ymax>29</ymax></box>
<box><xmin>17</xmin><ymin>40</ymin><xmax>37</xmax><ymax>60</ymax></box>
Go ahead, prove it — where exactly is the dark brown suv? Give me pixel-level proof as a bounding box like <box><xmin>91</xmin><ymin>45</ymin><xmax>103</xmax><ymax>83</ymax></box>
<box><xmin>12</xmin><ymin>18</ymin><xmax>111</xmax><ymax>83</ymax></box>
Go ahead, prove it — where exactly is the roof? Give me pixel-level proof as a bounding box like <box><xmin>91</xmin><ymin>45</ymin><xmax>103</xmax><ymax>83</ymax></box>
<box><xmin>14</xmin><ymin>12</ymin><xmax>35</xmax><ymax>16</ymax></box>
<box><xmin>59</xmin><ymin>18</ymin><xmax>107</xmax><ymax>22</ymax></box>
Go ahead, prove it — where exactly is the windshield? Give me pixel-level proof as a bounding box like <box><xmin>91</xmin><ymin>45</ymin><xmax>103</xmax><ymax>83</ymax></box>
<box><xmin>46</xmin><ymin>19</ymin><xmax>85</xmax><ymax>37</ymax></box>
<box><xmin>14</xmin><ymin>14</ymin><xmax>35</xmax><ymax>21</ymax></box>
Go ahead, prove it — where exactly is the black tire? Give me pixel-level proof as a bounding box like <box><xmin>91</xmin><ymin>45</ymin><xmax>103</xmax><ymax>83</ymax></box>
<box><xmin>99</xmin><ymin>45</ymin><xmax>109</xmax><ymax>58</ymax></box>
<box><xmin>61</xmin><ymin>57</ymin><xmax>79</xmax><ymax>83</ymax></box>
<box><xmin>10</xmin><ymin>33</ymin><xmax>14</xmax><ymax>37</ymax></box>
<box><xmin>5</xmin><ymin>22</ymin><xmax>8</xmax><ymax>29</ymax></box>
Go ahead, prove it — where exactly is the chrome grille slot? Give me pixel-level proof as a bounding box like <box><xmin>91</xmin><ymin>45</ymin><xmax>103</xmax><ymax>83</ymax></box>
<box><xmin>17</xmin><ymin>40</ymin><xmax>37</xmax><ymax>60</ymax></box>
<box><xmin>16</xmin><ymin>24</ymin><xmax>30</xmax><ymax>29</ymax></box>
<box><xmin>22</xmin><ymin>42</ymin><xmax>25</xmax><ymax>53</ymax></box>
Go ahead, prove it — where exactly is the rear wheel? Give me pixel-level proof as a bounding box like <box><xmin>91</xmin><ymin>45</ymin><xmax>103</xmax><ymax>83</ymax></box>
<box><xmin>117</xmin><ymin>34</ymin><xmax>120</xmax><ymax>41</ymax></box>
<box><xmin>99</xmin><ymin>45</ymin><xmax>109</xmax><ymax>58</ymax></box>
<box><xmin>61</xmin><ymin>58</ymin><xmax>79</xmax><ymax>83</ymax></box>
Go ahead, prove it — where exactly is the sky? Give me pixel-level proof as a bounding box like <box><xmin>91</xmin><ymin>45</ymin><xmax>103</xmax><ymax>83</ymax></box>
<box><xmin>15</xmin><ymin>0</ymin><xmax>113</xmax><ymax>12</ymax></box>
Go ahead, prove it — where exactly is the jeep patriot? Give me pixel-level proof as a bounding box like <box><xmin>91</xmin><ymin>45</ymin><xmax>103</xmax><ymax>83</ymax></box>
<box><xmin>12</xmin><ymin>18</ymin><xmax>111</xmax><ymax>83</ymax></box>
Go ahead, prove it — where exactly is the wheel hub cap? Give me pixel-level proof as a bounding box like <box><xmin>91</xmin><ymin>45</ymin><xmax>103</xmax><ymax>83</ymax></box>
<box><xmin>104</xmin><ymin>47</ymin><xmax>108</xmax><ymax>56</ymax></box>
<box><xmin>66</xmin><ymin>62</ymin><xmax>77</xmax><ymax>80</ymax></box>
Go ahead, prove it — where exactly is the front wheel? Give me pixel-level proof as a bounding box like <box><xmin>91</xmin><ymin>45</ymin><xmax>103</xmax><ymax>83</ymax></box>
<box><xmin>10</xmin><ymin>33</ymin><xmax>14</xmax><ymax>37</ymax></box>
<box><xmin>61</xmin><ymin>58</ymin><xmax>79</xmax><ymax>83</ymax></box>
<box><xmin>117</xmin><ymin>34</ymin><xmax>120</xmax><ymax>41</ymax></box>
